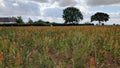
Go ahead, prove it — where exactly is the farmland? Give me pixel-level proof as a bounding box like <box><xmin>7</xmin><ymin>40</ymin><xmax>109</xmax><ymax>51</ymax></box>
<box><xmin>0</xmin><ymin>26</ymin><xmax>120</xmax><ymax>68</ymax></box>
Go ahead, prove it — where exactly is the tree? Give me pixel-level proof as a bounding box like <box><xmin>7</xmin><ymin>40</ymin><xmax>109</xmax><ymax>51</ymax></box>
<box><xmin>34</xmin><ymin>19</ymin><xmax>44</xmax><ymax>25</ymax></box>
<box><xmin>16</xmin><ymin>16</ymin><xmax>24</xmax><ymax>24</ymax></box>
<box><xmin>91</xmin><ymin>12</ymin><xmax>110</xmax><ymax>25</ymax></box>
<box><xmin>63</xmin><ymin>7</ymin><xmax>83</xmax><ymax>24</ymax></box>
<box><xmin>28</xmin><ymin>18</ymin><xmax>33</xmax><ymax>24</ymax></box>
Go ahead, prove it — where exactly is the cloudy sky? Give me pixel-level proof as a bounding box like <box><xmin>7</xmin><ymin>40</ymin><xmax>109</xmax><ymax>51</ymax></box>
<box><xmin>0</xmin><ymin>0</ymin><xmax>120</xmax><ymax>24</ymax></box>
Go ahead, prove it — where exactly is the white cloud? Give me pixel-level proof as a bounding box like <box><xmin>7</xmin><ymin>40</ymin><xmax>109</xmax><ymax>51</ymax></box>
<box><xmin>0</xmin><ymin>0</ymin><xmax>40</xmax><ymax>16</ymax></box>
<box><xmin>109</xmin><ymin>18</ymin><xmax>120</xmax><ymax>24</ymax></box>
<box><xmin>108</xmin><ymin>12</ymin><xmax>120</xmax><ymax>24</ymax></box>
<box><xmin>0</xmin><ymin>0</ymin><xmax>5</xmax><ymax>7</ymax></box>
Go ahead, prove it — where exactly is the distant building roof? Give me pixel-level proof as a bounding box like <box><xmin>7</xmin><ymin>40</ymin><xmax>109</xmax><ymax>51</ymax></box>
<box><xmin>0</xmin><ymin>17</ymin><xmax>16</xmax><ymax>22</ymax></box>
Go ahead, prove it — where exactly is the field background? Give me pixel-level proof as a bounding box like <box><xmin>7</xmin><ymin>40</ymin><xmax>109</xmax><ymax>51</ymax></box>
<box><xmin>0</xmin><ymin>26</ymin><xmax>120</xmax><ymax>68</ymax></box>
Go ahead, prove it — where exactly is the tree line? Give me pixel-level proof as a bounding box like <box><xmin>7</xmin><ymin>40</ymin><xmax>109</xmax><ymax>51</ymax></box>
<box><xmin>15</xmin><ymin>17</ymin><xmax>54</xmax><ymax>25</ymax></box>
<box><xmin>14</xmin><ymin>7</ymin><xmax>112</xmax><ymax>26</ymax></box>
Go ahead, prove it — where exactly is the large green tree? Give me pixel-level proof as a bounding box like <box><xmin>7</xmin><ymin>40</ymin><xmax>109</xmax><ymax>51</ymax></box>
<box><xmin>63</xmin><ymin>7</ymin><xmax>83</xmax><ymax>24</ymax></box>
<box><xmin>91</xmin><ymin>12</ymin><xmax>110</xmax><ymax>25</ymax></box>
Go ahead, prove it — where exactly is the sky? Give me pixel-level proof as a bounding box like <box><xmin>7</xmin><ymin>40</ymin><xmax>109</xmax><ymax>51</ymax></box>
<box><xmin>0</xmin><ymin>0</ymin><xmax>120</xmax><ymax>24</ymax></box>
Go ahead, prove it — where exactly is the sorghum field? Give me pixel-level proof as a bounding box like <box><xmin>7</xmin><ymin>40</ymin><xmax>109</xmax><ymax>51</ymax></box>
<box><xmin>0</xmin><ymin>26</ymin><xmax>120</xmax><ymax>68</ymax></box>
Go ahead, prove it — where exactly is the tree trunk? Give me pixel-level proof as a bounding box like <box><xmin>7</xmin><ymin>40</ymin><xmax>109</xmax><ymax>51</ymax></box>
<box><xmin>99</xmin><ymin>21</ymin><xmax>101</xmax><ymax>25</ymax></box>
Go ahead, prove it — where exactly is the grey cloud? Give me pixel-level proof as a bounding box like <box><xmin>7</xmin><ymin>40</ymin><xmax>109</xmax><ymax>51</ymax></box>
<box><xmin>49</xmin><ymin>0</ymin><xmax>56</xmax><ymax>4</ymax></box>
<box><xmin>86</xmin><ymin>0</ymin><xmax>120</xmax><ymax>6</ymax></box>
<box><xmin>32</xmin><ymin>0</ymin><xmax>48</xmax><ymax>3</ymax></box>
<box><xmin>32</xmin><ymin>0</ymin><xmax>77</xmax><ymax>7</ymax></box>
<box><xmin>58</xmin><ymin>0</ymin><xmax>77</xmax><ymax>7</ymax></box>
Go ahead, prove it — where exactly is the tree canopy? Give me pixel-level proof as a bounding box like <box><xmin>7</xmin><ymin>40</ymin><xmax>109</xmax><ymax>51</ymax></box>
<box><xmin>28</xmin><ymin>18</ymin><xmax>34</xmax><ymax>24</ymax></box>
<box><xmin>91</xmin><ymin>12</ymin><xmax>110</xmax><ymax>25</ymax></box>
<box><xmin>63</xmin><ymin>7</ymin><xmax>83</xmax><ymax>24</ymax></box>
<box><xmin>16</xmin><ymin>16</ymin><xmax>24</xmax><ymax>24</ymax></box>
